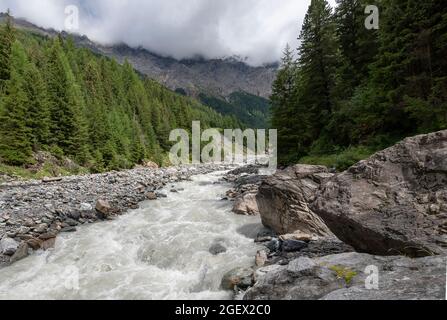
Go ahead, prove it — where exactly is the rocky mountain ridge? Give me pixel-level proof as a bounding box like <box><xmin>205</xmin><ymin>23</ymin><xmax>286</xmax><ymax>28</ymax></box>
<box><xmin>1</xmin><ymin>13</ymin><xmax>277</xmax><ymax>100</ymax></box>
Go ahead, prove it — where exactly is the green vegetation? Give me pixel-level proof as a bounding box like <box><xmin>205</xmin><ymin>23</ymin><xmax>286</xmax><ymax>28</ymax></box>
<box><xmin>271</xmin><ymin>0</ymin><xmax>447</xmax><ymax>167</ymax></box>
<box><xmin>301</xmin><ymin>146</ymin><xmax>375</xmax><ymax>171</ymax></box>
<box><xmin>329</xmin><ymin>265</ymin><xmax>358</xmax><ymax>285</ymax></box>
<box><xmin>199</xmin><ymin>91</ymin><xmax>270</xmax><ymax>129</ymax></box>
<box><xmin>0</xmin><ymin>13</ymin><xmax>240</xmax><ymax>174</ymax></box>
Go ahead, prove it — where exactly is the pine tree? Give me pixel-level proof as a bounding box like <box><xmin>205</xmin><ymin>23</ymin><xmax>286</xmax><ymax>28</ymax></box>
<box><xmin>270</xmin><ymin>44</ymin><xmax>302</xmax><ymax>163</ymax></box>
<box><xmin>0</xmin><ymin>10</ymin><xmax>15</xmax><ymax>92</ymax></box>
<box><xmin>293</xmin><ymin>0</ymin><xmax>339</xmax><ymax>157</ymax></box>
<box><xmin>23</xmin><ymin>62</ymin><xmax>50</xmax><ymax>149</ymax></box>
<box><xmin>0</xmin><ymin>41</ymin><xmax>32</xmax><ymax>165</ymax></box>
<box><xmin>45</xmin><ymin>38</ymin><xmax>88</xmax><ymax>161</ymax></box>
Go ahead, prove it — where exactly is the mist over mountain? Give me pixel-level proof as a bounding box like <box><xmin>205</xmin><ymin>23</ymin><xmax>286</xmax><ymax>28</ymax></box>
<box><xmin>2</xmin><ymin>13</ymin><xmax>275</xmax><ymax>128</ymax></box>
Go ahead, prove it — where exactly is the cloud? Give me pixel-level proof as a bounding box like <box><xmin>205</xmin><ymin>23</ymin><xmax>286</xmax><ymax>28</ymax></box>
<box><xmin>0</xmin><ymin>0</ymin><xmax>337</xmax><ymax>66</ymax></box>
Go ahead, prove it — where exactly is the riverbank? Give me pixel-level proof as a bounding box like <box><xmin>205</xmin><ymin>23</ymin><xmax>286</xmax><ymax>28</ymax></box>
<box><xmin>0</xmin><ymin>164</ymin><xmax>236</xmax><ymax>268</ymax></box>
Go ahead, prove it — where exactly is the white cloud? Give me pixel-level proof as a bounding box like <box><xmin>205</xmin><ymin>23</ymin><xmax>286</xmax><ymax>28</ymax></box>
<box><xmin>0</xmin><ymin>0</ymin><xmax>337</xmax><ymax>66</ymax></box>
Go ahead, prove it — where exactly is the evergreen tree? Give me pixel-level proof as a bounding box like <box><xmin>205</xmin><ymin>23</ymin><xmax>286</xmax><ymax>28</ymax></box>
<box><xmin>0</xmin><ymin>10</ymin><xmax>15</xmax><ymax>92</ymax></box>
<box><xmin>23</xmin><ymin>62</ymin><xmax>50</xmax><ymax>149</ymax></box>
<box><xmin>0</xmin><ymin>41</ymin><xmax>32</xmax><ymax>165</ymax></box>
<box><xmin>45</xmin><ymin>38</ymin><xmax>88</xmax><ymax>161</ymax></box>
<box><xmin>270</xmin><ymin>44</ymin><xmax>301</xmax><ymax>163</ymax></box>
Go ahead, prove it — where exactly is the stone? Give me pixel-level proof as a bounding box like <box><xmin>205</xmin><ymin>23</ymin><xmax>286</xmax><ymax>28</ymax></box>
<box><xmin>257</xmin><ymin>165</ymin><xmax>334</xmax><ymax>236</ymax></box>
<box><xmin>255</xmin><ymin>250</ymin><xmax>268</xmax><ymax>267</ymax></box>
<box><xmin>26</xmin><ymin>238</ymin><xmax>43</xmax><ymax>250</ymax></box>
<box><xmin>209</xmin><ymin>243</ymin><xmax>227</xmax><ymax>255</ymax></box>
<box><xmin>64</xmin><ymin>218</ymin><xmax>79</xmax><ymax>227</ymax></box>
<box><xmin>232</xmin><ymin>193</ymin><xmax>259</xmax><ymax>216</ymax></box>
<box><xmin>244</xmin><ymin>252</ymin><xmax>446</xmax><ymax>300</ymax></box>
<box><xmin>286</xmin><ymin>257</ymin><xmax>317</xmax><ymax>276</ymax></box>
<box><xmin>33</xmin><ymin>223</ymin><xmax>48</xmax><ymax>234</ymax></box>
<box><xmin>0</xmin><ymin>237</ymin><xmax>19</xmax><ymax>256</ymax></box>
<box><xmin>279</xmin><ymin>231</ymin><xmax>318</xmax><ymax>242</ymax></box>
<box><xmin>42</xmin><ymin>177</ymin><xmax>63</xmax><ymax>183</ymax></box>
<box><xmin>38</xmin><ymin>232</ymin><xmax>57</xmax><ymax>241</ymax></box>
<box><xmin>80</xmin><ymin>203</ymin><xmax>93</xmax><ymax>211</ymax></box>
<box><xmin>144</xmin><ymin>161</ymin><xmax>159</xmax><ymax>169</ymax></box>
<box><xmin>265</xmin><ymin>239</ymin><xmax>281</xmax><ymax>253</ymax></box>
<box><xmin>221</xmin><ymin>267</ymin><xmax>254</xmax><ymax>291</ymax></box>
<box><xmin>61</xmin><ymin>227</ymin><xmax>77</xmax><ymax>233</ymax></box>
<box><xmin>17</xmin><ymin>226</ymin><xmax>31</xmax><ymax>235</ymax></box>
<box><xmin>282</xmin><ymin>240</ymin><xmax>308</xmax><ymax>253</ymax></box>
<box><xmin>10</xmin><ymin>243</ymin><xmax>29</xmax><ymax>263</ymax></box>
<box><xmin>146</xmin><ymin>192</ymin><xmax>158</xmax><ymax>200</ymax></box>
<box><xmin>41</xmin><ymin>237</ymin><xmax>56</xmax><ymax>250</ymax></box>
<box><xmin>95</xmin><ymin>199</ymin><xmax>112</xmax><ymax>216</ymax></box>
<box><xmin>312</xmin><ymin>130</ymin><xmax>447</xmax><ymax>257</ymax></box>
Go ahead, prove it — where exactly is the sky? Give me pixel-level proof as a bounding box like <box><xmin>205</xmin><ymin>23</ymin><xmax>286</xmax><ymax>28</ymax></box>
<box><xmin>0</xmin><ymin>0</ymin><xmax>337</xmax><ymax>66</ymax></box>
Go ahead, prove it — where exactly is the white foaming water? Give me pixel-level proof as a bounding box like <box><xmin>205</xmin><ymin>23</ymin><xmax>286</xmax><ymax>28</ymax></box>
<box><xmin>0</xmin><ymin>172</ymin><xmax>261</xmax><ymax>300</ymax></box>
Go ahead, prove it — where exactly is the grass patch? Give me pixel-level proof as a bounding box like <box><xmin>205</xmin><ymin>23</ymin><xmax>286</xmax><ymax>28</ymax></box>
<box><xmin>329</xmin><ymin>265</ymin><xmax>358</xmax><ymax>285</ymax></box>
<box><xmin>0</xmin><ymin>162</ymin><xmax>89</xmax><ymax>181</ymax></box>
<box><xmin>300</xmin><ymin>146</ymin><xmax>375</xmax><ymax>171</ymax></box>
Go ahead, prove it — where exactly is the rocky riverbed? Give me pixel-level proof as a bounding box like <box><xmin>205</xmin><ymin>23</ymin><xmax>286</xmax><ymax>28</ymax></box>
<box><xmin>0</xmin><ymin>164</ymin><xmax>236</xmax><ymax>268</ymax></box>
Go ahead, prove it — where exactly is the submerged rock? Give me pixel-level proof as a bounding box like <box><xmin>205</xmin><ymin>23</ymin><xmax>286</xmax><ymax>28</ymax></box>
<box><xmin>209</xmin><ymin>243</ymin><xmax>227</xmax><ymax>256</ymax></box>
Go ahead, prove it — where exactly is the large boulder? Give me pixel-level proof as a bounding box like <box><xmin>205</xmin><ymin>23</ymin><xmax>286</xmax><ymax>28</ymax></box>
<box><xmin>244</xmin><ymin>252</ymin><xmax>445</xmax><ymax>300</ymax></box>
<box><xmin>256</xmin><ymin>165</ymin><xmax>334</xmax><ymax>237</ymax></box>
<box><xmin>312</xmin><ymin>130</ymin><xmax>447</xmax><ymax>257</ymax></box>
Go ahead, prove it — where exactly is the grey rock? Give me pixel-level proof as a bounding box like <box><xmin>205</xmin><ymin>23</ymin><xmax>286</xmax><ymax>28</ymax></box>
<box><xmin>61</xmin><ymin>227</ymin><xmax>77</xmax><ymax>233</ymax></box>
<box><xmin>33</xmin><ymin>223</ymin><xmax>48</xmax><ymax>234</ymax></box>
<box><xmin>312</xmin><ymin>130</ymin><xmax>447</xmax><ymax>257</ymax></box>
<box><xmin>221</xmin><ymin>267</ymin><xmax>254</xmax><ymax>291</ymax></box>
<box><xmin>209</xmin><ymin>243</ymin><xmax>227</xmax><ymax>256</ymax></box>
<box><xmin>80</xmin><ymin>203</ymin><xmax>93</xmax><ymax>211</ymax></box>
<box><xmin>282</xmin><ymin>240</ymin><xmax>308</xmax><ymax>253</ymax></box>
<box><xmin>0</xmin><ymin>237</ymin><xmax>19</xmax><ymax>256</ymax></box>
<box><xmin>257</xmin><ymin>165</ymin><xmax>334</xmax><ymax>236</ymax></box>
<box><xmin>266</xmin><ymin>239</ymin><xmax>281</xmax><ymax>252</ymax></box>
<box><xmin>10</xmin><ymin>242</ymin><xmax>29</xmax><ymax>263</ymax></box>
<box><xmin>244</xmin><ymin>252</ymin><xmax>446</xmax><ymax>300</ymax></box>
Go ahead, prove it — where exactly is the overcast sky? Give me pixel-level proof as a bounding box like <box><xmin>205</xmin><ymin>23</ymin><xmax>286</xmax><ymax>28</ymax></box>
<box><xmin>0</xmin><ymin>0</ymin><xmax>337</xmax><ymax>66</ymax></box>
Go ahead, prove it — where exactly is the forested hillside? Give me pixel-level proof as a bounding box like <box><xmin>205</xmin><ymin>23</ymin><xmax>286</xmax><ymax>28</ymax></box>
<box><xmin>271</xmin><ymin>0</ymin><xmax>447</xmax><ymax>168</ymax></box>
<box><xmin>198</xmin><ymin>91</ymin><xmax>270</xmax><ymax>129</ymax></box>
<box><xmin>0</xmin><ymin>15</ymin><xmax>240</xmax><ymax>173</ymax></box>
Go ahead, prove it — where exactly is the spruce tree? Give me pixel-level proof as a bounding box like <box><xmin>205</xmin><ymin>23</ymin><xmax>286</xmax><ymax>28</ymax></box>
<box><xmin>295</xmin><ymin>0</ymin><xmax>339</xmax><ymax>157</ymax></box>
<box><xmin>0</xmin><ymin>10</ymin><xmax>15</xmax><ymax>92</ymax></box>
<box><xmin>0</xmin><ymin>41</ymin><xmax>32</xmax><ymax>165</ymax></box>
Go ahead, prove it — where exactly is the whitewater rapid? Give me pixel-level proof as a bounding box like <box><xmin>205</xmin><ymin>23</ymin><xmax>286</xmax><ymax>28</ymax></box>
<box><xmin>0</xmin><ymin>171</ymin><xmax>261</xmax><ymax>300</ymax></box>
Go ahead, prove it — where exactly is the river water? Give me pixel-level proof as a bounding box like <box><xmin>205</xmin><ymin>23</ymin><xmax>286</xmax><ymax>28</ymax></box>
<box><xmin>0</xmin><ymin>171</ymin><xmax>261</xmax><ymax>300</ymax></box>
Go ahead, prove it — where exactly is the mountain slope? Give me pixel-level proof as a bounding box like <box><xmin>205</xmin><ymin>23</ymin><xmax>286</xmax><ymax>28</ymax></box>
<box><xmin>1</xmin><ymin>13</ymin><xmax>276</xmax><ymax>128</ymax></box>
<box><xmin>0</xmin><ymin>15</ymin><xmax>240</xmax><ymax>172</ymax></box>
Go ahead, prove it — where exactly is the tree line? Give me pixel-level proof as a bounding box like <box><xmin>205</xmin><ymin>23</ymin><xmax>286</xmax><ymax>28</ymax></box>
<box><xmin>0</xmin><ymin>14</ymin><xmax>240</xmax><ymax>171</ymax></box>
<box><xmin>271</xmin><ymin>0</ymin><xmax>447</xmax><ymax>165</ymax></box>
